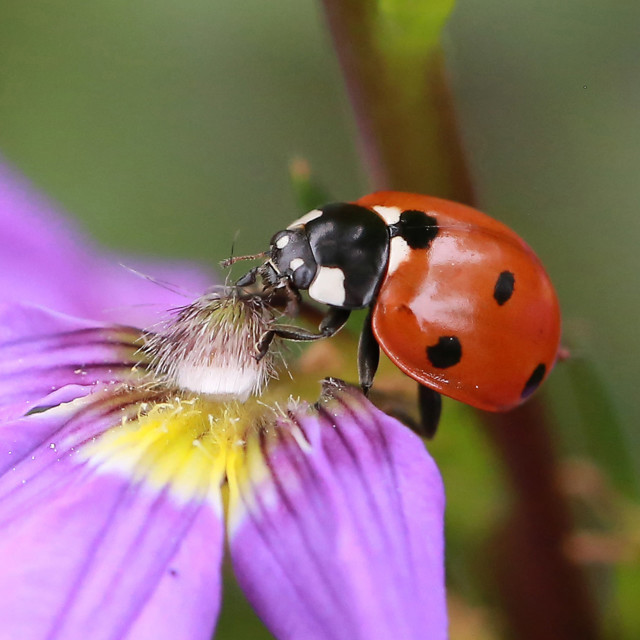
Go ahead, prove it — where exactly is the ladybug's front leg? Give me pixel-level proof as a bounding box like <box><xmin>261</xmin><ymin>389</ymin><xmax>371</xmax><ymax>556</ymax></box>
<box><xmin>281</xmin><ymin>278</ymin><xmax>302</xmax><ymax>317</ymax></box>
<box><xmin>235</xmin><ymin>267</ymin><xmax>259</xmax><ymax>288</ymax></box>
<box><xmin>255</xmin><ymin>306</ymin><xmax>351</xmax><ymax>360</ymax></box>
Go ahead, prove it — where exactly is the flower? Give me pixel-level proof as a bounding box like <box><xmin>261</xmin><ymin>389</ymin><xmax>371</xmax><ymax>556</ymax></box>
<box><xmin>0</xmin><ymin>160</ymin><xmax>447</xmax><ymax>640</ymax></box>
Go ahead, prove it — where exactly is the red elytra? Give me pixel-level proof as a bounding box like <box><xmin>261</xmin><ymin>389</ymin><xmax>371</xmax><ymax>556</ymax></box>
<box><xmin>357</xmin><ymin>191</ymin><xmax>561</xmax><ymax>412</ymax></box>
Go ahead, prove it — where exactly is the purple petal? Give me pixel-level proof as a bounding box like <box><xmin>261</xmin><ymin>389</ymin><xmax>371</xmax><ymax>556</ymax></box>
<box><xmin>0</xmin><ymin>160</ymin><xmax>214</xmax><ymax>327</ymax></box>
<box><xmin>0</xmin><ymin>387</ymin><xmax>151</xmax><ymax>481</ymax></box>
<box><xmin>0</xmin><ymin>394</ymin><xmax>225</xmax><ymax>640</ymax></box>
<box><xmin>0</xmin><ymin>304</ymin><xmax>145</xmax><ymax>421</ymax></box>
<box><xmin>228</xmin><ymin>382</ymin><xmax>447</xmax><ymax>640</ymax></box>
<box><xmin>0</xmin><ymin>304</ymin><xmax>98</xmax><ymax>343</ymax></box>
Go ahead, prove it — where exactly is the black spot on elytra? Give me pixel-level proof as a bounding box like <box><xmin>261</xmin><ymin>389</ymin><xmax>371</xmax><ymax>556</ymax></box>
<box><xmin>390</xmin><ymin>209</ymin><xmax>439</xmax><ymax>250</ymax></box>
<box><xmin>521</xmin><ymin>363</ymin><xmax>546</xmax><ymax>399</ymax></box>
<box><xmin>426</xmin><ymin>336</ymin><xmax>462</xmax><ymax>369</ymax></box>
<box><xmin>494</xmin><ymin>270</ymin><xmax>515</xmax><ymax>305</ymax></box>
<box><xmin>169</xmin><ymin>568</ymin><xmax>179</xmax><ymax>577</ymax></box>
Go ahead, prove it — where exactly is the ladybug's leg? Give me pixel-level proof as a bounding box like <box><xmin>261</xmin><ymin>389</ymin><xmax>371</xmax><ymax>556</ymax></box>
<box><xmin>357</xmin><ymin>310</ymin><xmax>441</xmax><ymax>437</ymax></box>
<box><xmin>281</xmin><ymin>278</ymin><xmax>302</xmax><ymax>317</ymax></box>
<box><xmin>236</xmin><ymin>267</ymin><xmax>258</xmax><ymax>288</ymax></box>
<box><xmin>357</xmin><ymin>309</ymin><xmax>380</xmax><ymax>396</ymax></box>
<box><xmin>318</xmin><ymin>307</ymin><xmax>351</xmax><ymax>335</ymax></box>
<box><xmin>417</xmin><ymin>384</ymin><xmax>442</xmax><ymax>439</ymax></box>
<box><xmin>255</xmin><ymin>307</ymin><xmax>351</xmax><ymax>360</ymax></box>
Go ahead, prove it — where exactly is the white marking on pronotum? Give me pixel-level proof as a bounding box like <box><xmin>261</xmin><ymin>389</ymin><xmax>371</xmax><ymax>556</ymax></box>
<box><xmin>308</xmin><ymin>266</ymin><xmax>346</xmax><ymax>306</ymax></box>
<box><xmin>287</xmin><ymin>209</ymin><xmax>322</xmax><ymax>229</ymax></box>
<box><xmin>289</xmin><ymin>257</ymin><xmax>304</xmax><ymax>271</ymax></box>
<box><xmin>275</xmin><ymin>234</ymin><xmax>290</xmax><ymax>249</ymax></box>
<box><xmin>386</xmin><ymin>236</ymin><xmax>412</xmax><ymax>276</ymax></box>
<box><xmin>372</xmin><ymin>205</ymin><xmax>402</xmax><ymax>225</ymax></box>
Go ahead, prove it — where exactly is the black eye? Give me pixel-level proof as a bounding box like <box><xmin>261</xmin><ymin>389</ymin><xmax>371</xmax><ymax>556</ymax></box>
<box><xmin>269</xmin><ymin>228</ymin><xmax>317</xmax><ymax>290</ymax></box>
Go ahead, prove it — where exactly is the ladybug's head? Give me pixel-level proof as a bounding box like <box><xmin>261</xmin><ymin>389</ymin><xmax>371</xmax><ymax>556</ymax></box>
<box><xmin>233</xmin><ymin>202</ymin><xmax>391</xmax><ymax>312</ymax></box>
<box><xmin>265</xmin><ymin>227</ymin><xmax>317</xmax><ymax>293</ymax></box>
<box><xmin>259</xmin><ymin>202</ymin><xmax>391</xmax><ymax>310</ymax></box>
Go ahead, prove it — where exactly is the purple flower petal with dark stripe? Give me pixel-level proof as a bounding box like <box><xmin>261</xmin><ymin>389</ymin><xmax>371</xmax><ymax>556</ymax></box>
<box><xmin>228</xmin><ymin>382</ymin><xmax>446</xmax><ymax>640</ymax></box>
<box><xmin>0</xmin><ymin>308</ymin><xmax>144</xmax><ymax>421</ymax></box>
<box><xmin>0</xmin><ymin>395</ymin><xmax>225</xmax><ymax>640</ymax></box>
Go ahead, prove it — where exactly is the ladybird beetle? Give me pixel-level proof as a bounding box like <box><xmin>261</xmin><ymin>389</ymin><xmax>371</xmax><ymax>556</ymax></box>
<box><xmin>237</xmin><ymin>191</ymin><xmax>561</xmax><ymax>436</ymax></box>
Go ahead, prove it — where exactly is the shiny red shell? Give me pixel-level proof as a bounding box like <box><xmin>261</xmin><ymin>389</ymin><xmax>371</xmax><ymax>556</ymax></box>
<box><xmin>356</xmin><ymin>191</ymin><xmax>561</xmax><ymax>412</ymax></box>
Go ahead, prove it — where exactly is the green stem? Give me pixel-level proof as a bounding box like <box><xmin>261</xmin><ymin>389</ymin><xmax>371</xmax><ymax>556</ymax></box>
<box><xmin>482</xmin><ymin>400</ymin><xmax>600</xmax><ymax>640</ymax></box>
<box><xmin>320</xmin><ymin>1</ymin><xmax>600</xmax><ymax>637</ymax></box>
<box><xmin>320</xmin><ymin>0</ymin><xmax>474</xmax><ymax>201</ymax></box>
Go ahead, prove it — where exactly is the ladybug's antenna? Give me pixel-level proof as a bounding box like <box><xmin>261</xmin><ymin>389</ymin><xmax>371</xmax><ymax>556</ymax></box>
<box><xmin>220</xmin><ymin>252</ymin><xmax>268</xmax><ymax>269</ymax></box>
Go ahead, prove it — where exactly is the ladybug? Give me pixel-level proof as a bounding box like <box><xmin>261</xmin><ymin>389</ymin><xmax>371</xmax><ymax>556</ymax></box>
<box><xmin>237</xmin><ymin>191</ymin><xmax>561</xmax><ymax>436</ymax></box>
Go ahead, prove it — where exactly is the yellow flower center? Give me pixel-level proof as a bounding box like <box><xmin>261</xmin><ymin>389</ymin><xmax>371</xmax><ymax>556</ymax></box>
<box><xmin>79</xmin><ymin>394</ymin><xmax>278</xmax><ymax>513</ymax></box>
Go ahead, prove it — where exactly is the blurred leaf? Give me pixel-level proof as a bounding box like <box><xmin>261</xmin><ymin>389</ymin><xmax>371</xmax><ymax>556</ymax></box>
<box><xmin>610</xmin><ymin>561</ymin><xmax>640</xmax><ymax>639</ymax></box>
<box><xmin>429</xmin><ymin>401</ymin><xmax>506</xmax><ymax>601</ymax></box>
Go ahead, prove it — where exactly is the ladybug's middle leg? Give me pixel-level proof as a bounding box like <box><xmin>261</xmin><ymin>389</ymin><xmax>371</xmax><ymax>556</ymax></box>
<box><xmin>417</xmin><ymin>384</ymin><xmax>442</xmax><ymax>439</ymax></box>
<box><xmin>358</xmin><ymin>310</ymin><xmax>442</xmax><ymax>437</ymax></box>
<box><xmin>357</xmin><ymin>309</ymin><xmax>380</xmax><ymax>396</ymax></box>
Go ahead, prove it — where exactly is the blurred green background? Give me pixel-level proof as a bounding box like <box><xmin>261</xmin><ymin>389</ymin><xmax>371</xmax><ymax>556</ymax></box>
<box><xmin>1</xmin><ymin>0</ymin><xmax>638</xmax><ymax>638</ymax></box>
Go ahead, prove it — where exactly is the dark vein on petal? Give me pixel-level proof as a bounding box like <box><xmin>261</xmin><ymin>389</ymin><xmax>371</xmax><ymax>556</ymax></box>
<box><xmin>263</xmin><ymin>425</ymin><xmax>358</xmax><ymax>628</ymax></box>
<box><xmin>0</xmin><ymin>389</ymin><xmax>162</xmax><ymax>510</ymax></box>
<box><xmin>234</xmin><ymin>470</ymin><xmax>339</xmax><ymax>638</ymax></box>
<box><xmin>316</xmin><ymin>405</ymin><xmax>398</xmax><ymax>551</ymax></box>
<box><xmin>0</xmin><ymin>406</ymin><xmax>148</xmax><ymax>526</ymax></box>
<box><xmin>43</xmin><ymin>396</ymin><xmax>218</xmax><ymax>639</ymax></box>
<box><xmin>338</xmin><ymin>396</ymin><xmax>421</xmax><ymax>594</ymax></box>
<box><xmin>0</xmin><ymin>361</ymin><xmax>147</xmax><ymax>383</ymax></box>
<box><xmin>5</xmin><ymin>393</ymin><xmax>128</xmax><ymax>467</ymax></box>
<box><xmin>233</xmin><ymin>428</ymin><xmax>350</xmax><ymax>640</ymax></box>
<box><xmin>115</xmin><ymin>501</ymin><xmax>207</xmax><ymax>640</ymax></box>
<box><xmin>0</xmin><ymin>327</ymin><xmax>142</xmax><ymax>349</ymax></box>
<box><xmin>103</xmin><ymin>440</ymin><xmax>220</xmax><ymax>637</ymax></box>
<box><xmin>50</xmin><ymin>479</ymin><xmax>205</xmax><ymax>640</ymax></box>
<box><xmin>270</xmin><ymin>421</ymin><xmax>333</xmax><ymax>526</ymax></box>
<box><xmin>315</xmin><ymin>404</ymin><xmax>415</xmax><ymax>632</ymax></box>
<box><xmin>44</xmin><ymin>478</ymin><xmax>135</xmax><ymax>640</ymax></box>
